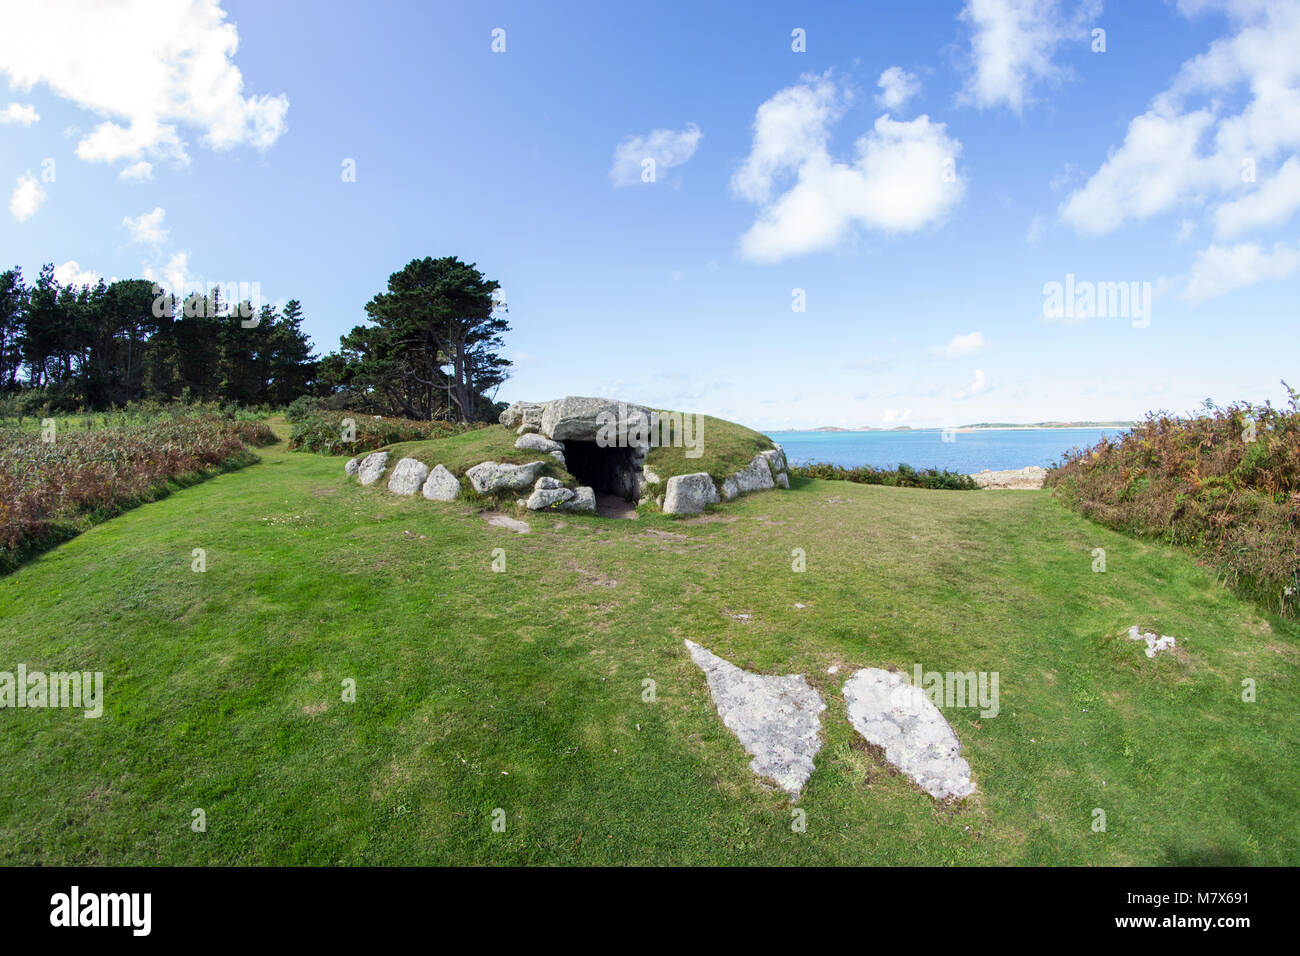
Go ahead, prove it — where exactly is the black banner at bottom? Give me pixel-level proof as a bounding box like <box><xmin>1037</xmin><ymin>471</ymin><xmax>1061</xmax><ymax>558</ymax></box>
<box><xmin>0</xmin><ymin>865</ymin><xmax>1273</xmax><ymax>942</ymax></box>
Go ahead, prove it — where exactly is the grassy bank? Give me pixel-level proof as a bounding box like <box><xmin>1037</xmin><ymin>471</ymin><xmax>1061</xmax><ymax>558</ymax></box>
<box><xmin>1</xmin><ymin>425</ymin><xmax>1296</xmax><ymax>864</ymax></box>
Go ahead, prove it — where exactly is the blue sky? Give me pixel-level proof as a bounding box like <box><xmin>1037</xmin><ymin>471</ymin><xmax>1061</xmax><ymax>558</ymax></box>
<box><xmin>2</xmin><ymin>0</ymin><xmax>1297</xmax><ymax>428</ymax></box>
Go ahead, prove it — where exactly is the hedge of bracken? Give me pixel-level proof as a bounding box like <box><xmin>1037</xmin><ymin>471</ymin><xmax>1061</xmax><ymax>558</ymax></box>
<box><xmin>1046</xmin><ymin>386</ymin><xmax>1300</xmax><ymax>617</ymax></box>
<box><xmin>789</xmin><ymin>461</ymin><xmax>980</xmax><ymax>490</ymax></box>
<box><xmin>287</xmin><ymin>408</ymin><xmax>480</xmax><ymax>455</ymax></box>
<box><xmin>1</xmin><ymin>414</ymin><xmax>276</xmax><ymax>573</ymax></box>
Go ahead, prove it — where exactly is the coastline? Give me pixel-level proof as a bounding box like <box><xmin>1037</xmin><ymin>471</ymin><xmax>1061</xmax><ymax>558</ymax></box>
<box><xmin>766</xmin><ymin>425</ymin><xmax>1133</xmax><ymax>434</ymax></box>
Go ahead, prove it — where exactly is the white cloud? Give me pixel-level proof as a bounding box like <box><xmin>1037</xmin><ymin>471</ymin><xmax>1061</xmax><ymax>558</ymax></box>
<box><xmin>143</xmin><ymin>251</ymin><xmax>194</xmax><ymax>297</ymax></box>
<box><xmin>609</xmin><ymin>123</ymin><xmax>701</xmax><ymax>186</ymax></box>
<box><xmin>118</xmin><ymin>161</ymin><xmax>154</xmax><ymax>182</ymax></box>
<box><xmin>875</xmin><ymin>67</ymin><xmax>921</xmax><ymax>111</ymax></box>
<box><xmin>1183</xmin><ymin>241</ymin><xmax>1300</xmax><ymax>303</ymax></box>
<box><xmin>1176</xmin><ymin>218</ymin><xmax>1197</xmax><ymax>242</ymax></box>
<box><xmin>53</xmin><ymin>260</ymin><xmax>100</xmax><ymax>288</ymax></box>
<box><xmin>958</xmin><ymin>0</ymin><xmax>1099</xmax><ymax>113</ymax></box>
<box><xmin>0</xmin><ymin>102</ymin><xmax>39</xmax><ymax>125</ymax></box>
<box><xmin>122</xmin><ymin>206</ymin><xmax>169</xmax><ymax>246</ymax></box>
<box><xmin>882</xmin><ymin>408</ymin><xmax>913</xmax><ymax>423</ymax></box>
<box><xmin>1059</xmin><ymin>108</ymin><xmax>1221</xmax><ymax>235</ymax></box>
<box><xmin>730</xmin><ymin>77</ymin><xmax>964</xmax><ymax>262</ymax></box>
<box><xmin>1214</xmin><ymin>155</ymin><xmax>1300</xmax><ymax>237</ymax></box>
<box><xmin>954</xmin><ymin>369</ymin><xmax>988</xmax><ymax>399</ymax></box>
<box><xmin>932</xmin><ymin>332</ymin><xmax>990</xmax><ymax>357</ymax></box>
<box><xmin>9</xmin><ymin>172</ymin><xmax>45</xmax><ymax>221</ymax></box>
<box><xmin>1061</xmin><ymin>1</ymin><xmax>1300</xmax><ymax>238</ymax></box>
<box><xmin>0</xmin><ymin>0</ymin><xmax>288</xmax><ymax>171</ymax></box>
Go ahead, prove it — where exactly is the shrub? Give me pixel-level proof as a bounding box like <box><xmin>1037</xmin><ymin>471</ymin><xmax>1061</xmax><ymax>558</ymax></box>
<box><xmin>287</xmin><ymin>410</ymin><xmax>481</xmax><ymax>455</ymax></box>
<box><xmin>284</xmin><ymin>395</ymin><xmax>325</xmax><ymax>423</ymax></box>
<box><xmin>789</xmin><ymin>461</ymin><xmax>980</xmax><ymax>490</ymax></box>
<box><xmin>1046</xmin><ymin>385</ymin><xmax>1300</xmax><ymax>616</ymax></box>
<box><xmin>1</xmin><ymin>414</ymin><xmax>276</xmax><ymax>574</ymax></box>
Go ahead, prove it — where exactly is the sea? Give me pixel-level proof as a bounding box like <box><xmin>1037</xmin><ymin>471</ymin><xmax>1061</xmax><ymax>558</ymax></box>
<box><xmin>763</xmin><ymin>427</ymin><xmax>1126</xmax><ymax>473</ymax></box>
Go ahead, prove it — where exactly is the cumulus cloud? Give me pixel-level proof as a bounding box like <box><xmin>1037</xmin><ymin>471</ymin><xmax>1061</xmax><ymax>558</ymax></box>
<box><xmin>954</xmin><ymin>368</ymin><xmax>988</xmax><ymax>399</ymax></box>
<box><xmin>1214</xmin><ymin>156</ymin><xmax>1300</xmax><ymax>238</ymax></box>
<box><xmin>0</xmin><ymin>0</ymin><xmax>288</xmax><ymax>171</ymax></box>
<box><xmin>1059</xmin><ymin>108</ymin><xmax>1219</xmax><ymax>235</ymax></box>
<box><xmin>1183</xmin><ymin>241</ymin><xmax>1300</xmax><ymax>303</ymax></box>
<box><xmin>142</xmin><ymin>251</ymin><xmax>195</xmax><ymax>297</ymax></box>
<box><xmin>9</xmin><ymin>172</ymin><xmax>45</xmax><ymax>221</ymax></box>
<box><xmin>882</xmin><ymin>408</ymin><xmax>913</xmax><ymax>423</ymax></box>
<box><xmin>1059</xmin><ymin>1</ymin><xmax>1300</xmax><ymax>299</ymax></box>
<box><xmin>932</xmin><ymin>332</ymin><xmax>990</xmax><ymax>357</ymax></box>
<box><xmin>958</xmin><ymin>0</ymin><xmax>1100</xmax><ymax>113</ymax></box>
<box><xmin>0</xmin><ymin>102</ymin><xmax>39</xmax><ymax>125</ymax></box>
<box><xmin>53</xmin><ymin>260</ymin><xmax>100</xmax><ymax>288</ymax></box>
<box><xmin>730</xmin><ymin>77</ymin><xmax>964</xmax><ymax>263</ymax></box>
<box><xmin>123</xmin><ymin>207</ymin><xmax>169</xmax><ymax>246</ymax></box>
<box><xmin>609</xmin><ymin>123</ymin><xmax>701</xmax><ymax>186</ymax></box>
<box><xmin>1061</xmin><ymin>1</ymin><xmax>1300</xmax><ymax>236</ymax></box>
<box><xmin>875</xmin><ymin>67</ymin><xmax>921</xmax><ymax>111</ymax></box>
<box><xmin>118</xmin><ymin>161</ymin><xmax>154</xmax><ymax>183</ymax></box>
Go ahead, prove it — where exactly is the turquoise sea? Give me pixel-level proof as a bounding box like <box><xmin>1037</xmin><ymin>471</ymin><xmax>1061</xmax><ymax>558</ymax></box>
<box><xmin>763</xmin><ymin>427</ymin><xmax>1126</xmax><ymax>473</ymax></box>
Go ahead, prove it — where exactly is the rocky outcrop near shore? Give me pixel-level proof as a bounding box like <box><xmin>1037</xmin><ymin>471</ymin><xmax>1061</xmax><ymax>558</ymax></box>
<box><xmin>969</xmin><ymin>466</ymin><xmax>1048</xmax><ymax>489</ymax></box>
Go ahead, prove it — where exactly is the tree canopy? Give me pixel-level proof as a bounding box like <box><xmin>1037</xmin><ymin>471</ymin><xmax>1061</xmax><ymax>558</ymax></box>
<box><xmin>0</xmin><ymin>264</ymin><xmax>318</xmax><ymax>412</ymax></box>
<box><xmin>319</xmin><ymin>256</ymin><xmax>511</xmax><ymax>422</ymax></box>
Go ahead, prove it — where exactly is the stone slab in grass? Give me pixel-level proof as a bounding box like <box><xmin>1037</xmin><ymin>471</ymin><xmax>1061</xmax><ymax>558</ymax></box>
<box><xmin>422</xmin><ymin>464</ymin><xmax>460</xmax><ymax>501</ymax></box>
<box><xmin>663</xmin><ymin>472</ymin><xmax>719</xmax><ymax>514</ymax></box>
<box><xmin>485</xmin><ymin>513</ymin><xmax>530</xmax><ymax>533</ymax></box>
<box><xmin>387</xmin><ymin>457</ymin><xmax>429</xmax><ymax>495</ymax></box>
<box><xmin>515</xmin><ymin>433</ymin><xmax>564</xmax><ymax>455</ymax></box>
<box><xmin>685</xmin><ymin>640</ymin><xmax>825</xmax><ymax>798</ymax></box>
<box><xmin>842</xmin><ymin>668</ymin><xmax>975</xmax><ymax>800</ymax></box>
<box><xmin>465</xmin><ymin>460</ymin><xmax>546</xmax><ymax>494</ymax></box>
<box><xmin>356</xmin><ymin>451</ymin><xmax>389</xmax><ymax>485</ymax></box>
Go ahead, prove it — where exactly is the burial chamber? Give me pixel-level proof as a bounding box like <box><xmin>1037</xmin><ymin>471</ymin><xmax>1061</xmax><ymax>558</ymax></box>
<box><xmin>561</xmin><ymin>440</ymin><xmax>641</xmax><ymax>500</ymax></box>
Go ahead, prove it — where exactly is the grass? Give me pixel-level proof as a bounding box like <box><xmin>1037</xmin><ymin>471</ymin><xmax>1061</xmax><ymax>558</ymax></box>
<box><xmin>641</xmin><ymin>410</ymin><xmax>775</xmax><ymax>483</ymax></box>
<box><xmin>0</xmin><ymin>417</ymin><xmax>1297</xmax><ymax>864</ymax></box>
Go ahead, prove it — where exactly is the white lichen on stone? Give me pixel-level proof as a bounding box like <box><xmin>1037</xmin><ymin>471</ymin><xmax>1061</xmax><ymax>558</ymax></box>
<box><xmin>842</xmin><ymin>667</ymin><xmax>976</xmax><ymax>800</ymax></box>
<box><xmin>1127</xmin><ymin>625</ymin><xmax>1177</xmax><ymax>658</ymax></box>
<box><xmin>685</xmin><ymin>640</ymin><xmax>825</xmax><ymax>798</ymax></box>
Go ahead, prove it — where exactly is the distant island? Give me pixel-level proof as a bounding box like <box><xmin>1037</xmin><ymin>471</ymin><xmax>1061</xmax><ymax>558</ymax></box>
<box><xmin>782</xmin><ymin>422</ymin><xmax>1138</xmax><ymax>433</ymax></box>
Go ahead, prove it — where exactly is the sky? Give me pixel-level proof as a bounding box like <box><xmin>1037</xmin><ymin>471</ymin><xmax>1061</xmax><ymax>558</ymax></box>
<box><xmin>1</xmin><ymin>0</ymin><xmax>1297</xmax><ymax>430</ymax></box>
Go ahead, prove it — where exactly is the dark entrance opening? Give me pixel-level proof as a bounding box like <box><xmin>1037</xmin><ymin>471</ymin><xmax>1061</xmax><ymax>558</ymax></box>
<box><xmin>563</xmin><ymin>440</ymin><xmax>639</xmax><ymax>500</ymax></box>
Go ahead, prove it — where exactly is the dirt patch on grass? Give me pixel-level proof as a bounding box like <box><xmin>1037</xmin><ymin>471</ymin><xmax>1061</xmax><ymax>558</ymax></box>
<box><xmin>683</xmin><ymin>514</ymin><xmax>738</xmax><ymax>525</ymax></box>
<box><xmin>565</xmin><ymin>560</ymin><xmax>618</xmax><ymax>589</ymax></box>
<box><xmin>595</xmin><ymin>493</ymin><xmax>638</xmax><ymax>519</ymax></box>
<box><xmin>639</xmin><ymin>529</ymin><xmax>688</xmax><ymax>541</ymax></box>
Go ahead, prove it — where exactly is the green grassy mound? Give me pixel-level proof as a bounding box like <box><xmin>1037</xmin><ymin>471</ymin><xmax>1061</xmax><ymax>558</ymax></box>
<box><xmin>381</xmin><ymin>428</ymin><xmax>576</xmax><ymax>491</ymax></box>
<box><xmin>641</xmin><ymin>410</ymin><xmax>776</xmax><ymax>484</ymax></box>
<box><xmin>352</xmin><ymin>406</ymin><xmax>778</xmax><ymax>503</ymax></box>
<box><xmin>2</xmin><ymin>430</ymin><xmax>1297</xmax><ymax>865</ymax></box>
